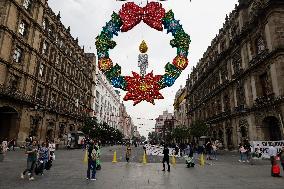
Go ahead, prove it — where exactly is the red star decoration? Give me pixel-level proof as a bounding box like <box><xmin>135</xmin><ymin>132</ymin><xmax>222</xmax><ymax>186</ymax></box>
<box><xmin>123</xmin><ymin>72</ymin><xmax>164</xmax><ymax>105</ymax></box>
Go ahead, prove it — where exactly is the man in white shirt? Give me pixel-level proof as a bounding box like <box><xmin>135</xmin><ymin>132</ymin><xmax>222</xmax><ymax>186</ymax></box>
<box><xmin>268</xmin><ymin>143</ymin><xmax>277</xmax><ymax>165</ymax></box>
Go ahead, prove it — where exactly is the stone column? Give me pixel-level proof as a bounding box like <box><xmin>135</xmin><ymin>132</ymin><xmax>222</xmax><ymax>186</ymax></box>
<box><xmin>270</xmin><ymin>63</ymin><xmax>280</xmax><ymax>96</ymax></box>
<box><xmin>223</xmin><ymin>122</ymin><xmax>228</xmax><ymax>150</ymax></box>
<box><xmin>250</xmin><ymin>75</ymin><xmax>257</xmax><ymax>101</ymax></box>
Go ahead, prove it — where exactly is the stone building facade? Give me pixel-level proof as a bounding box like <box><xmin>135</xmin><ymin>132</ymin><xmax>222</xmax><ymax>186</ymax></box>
<box><xmin>187</xmin><ymin>0</ymin><xmax>284</xmax><ymax>149</ymax></box>
<box><xmin>93</xmin><ymin>69</ymin><xmax>120</xmax><ymax>129</ymax></box>
<box><xmin>0</xmin><ymin>0</ymin><xmax>96</xmax><ymax>145</ymax></box>
<box><xmin>173</xmin><ymin>86</ymin><xmax>188</xmax><ymax>128</ymax></box>
<box><xmin>119</xmin><ymin>103</ymin><xmax>134</xmax><ymax>139</ymax></box>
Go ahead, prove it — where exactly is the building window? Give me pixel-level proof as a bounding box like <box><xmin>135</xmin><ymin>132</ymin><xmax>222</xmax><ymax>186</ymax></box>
<box><xmin>36</xmin><ymin>86</ymin><xmax>44</xmax><ymax>100</ymax></box>
<box><xmin>13</xmin><ymin>46</ymin><xmax>23</xmax><ymax>63</ymax></box>
<box><xmin>224</xmin><ymin>94</ymin><xmax>230</xmax><ymax>112</ymax></box>
<box><xmin>9</xmin><ymin>75</ymin><xmax>20</xmax><ymax>91</ymax></box>
<box><xmin>236</xmin><ymin>81</ymin><xmax>245</xmax><ymax>106</ymax></box>
<box><xmin>30</xmin><ymin>116</ymin><xmax>40</xmax><ymax>137</ymax></box>
<box><xmin>19</xmin><ymin>20</ymin><xmax>28</xmax><ymax>37</ymax></box>
<box><xmin>259</xmin><ymin>72</ymin><xmax>271</xmax><ymax>97</ymax></box>
<box><xmin>39</xmin><ymin>63</ymin><xmax>45</xmax><ymax>77</ymax></box>
<box><xmin>53</xmin><ymin>73</ymin><xmax>58</xmax><ymax>84</ymax></box>
<box><xmin>55</xmin><ymin>54</ymin><xmax>60</xmax><ymax>66</ymax></box>
<box><xmin>23</xmin><ymin>0</ymin><xmax>32</xmax><ymax>11</ymax></box>
<box><xmin>50</xmin><ymin>93</ymin><xmax>56</xmax><ymax>106</ymax></box>
<box><xmin>59</xmin><ymin>124</ymin><xmax>65</xmax><ymax>138</ymax></box>
<box><xmin>232</xmin><ymin>52</ymin><xmax>242</xmax><ymax>75</ymax></box>
<box><xmin>42</xmin><ymin>41</ymin><xmax>49</xmax><ymax>55</ymax></box>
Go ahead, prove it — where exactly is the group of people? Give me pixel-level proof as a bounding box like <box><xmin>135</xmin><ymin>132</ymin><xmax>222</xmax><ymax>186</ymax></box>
<box><xmin>268</xmin><ymin>143</ymin><xmax>284</xmax><ymax>177</ymax></box>
<box><xmin>238</xmin><ymin>139</ymin><xmax>252</xmax><ymax>163</ymax></box>
<box><xmin>180</xmin><ymin>141</ymin><xmax>220</xmax><ymax>160</ymax></box>
<box><xmin>238</xmin><ymin>141</ymin><xmax>284</xmax><ymax>177</ymax></box>
<box><xmin>21</xmin><ymin>138</ymin><xmax>56</xmax><ymax>181</ymax></box>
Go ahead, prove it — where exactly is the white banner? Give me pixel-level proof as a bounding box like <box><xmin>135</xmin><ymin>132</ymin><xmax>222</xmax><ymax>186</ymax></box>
<box><xmin>145</xmin><ymin>144</ymin><xmax>177</xmax><ymax>157</ymax></box>
<box><xmin>250</xmin><ymin>140</ymin><xmax>284</xmax><ymax>159</ymax></box>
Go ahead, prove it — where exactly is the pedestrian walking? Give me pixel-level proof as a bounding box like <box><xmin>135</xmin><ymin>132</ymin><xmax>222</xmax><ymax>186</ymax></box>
<box><xmin>162</xmin><ymin>144</ymin><xmax>170</xmax><ymax>172</ymax></box>
<box><xmin>239</xmin><ymin>144</ymin><xmax>247</xmax><ymax>162</ymax></box>
<box><xmin>2</xmin><ymin>138</ymin><xmax>8</xmax><ymax>153</ymax></box>
<box><xmin>86</xmin><ymin>140</ymin><xmax>97</xmax><ymax>180</ymax></box>
<box><xmin>126</xmin><ymin>143</ymin><xmax>131</xmax><ymax>163</ymax></box>
<box><xmin>277</xmin><ymin>147</ymin><xmax>284</xmax><ymax>171</ymax></box>
<box><xmin>95</xmin><ymin>142</ymin><xmax>102</xmax><ymax>170</ymax></box>
<box><xmin>268</xmin><ymin>143</ymin><xmax>277</xmax><ymax>165</ymax></box>
<box><xmin>143</xmin><ymin>144</ymin><xmax>147</xmax><ymax>154</ymax></box>
<box><xmin>48</xmin><ymin>140</ymin><xmax>56</xmax><ymax>163</ymax></box>
<box><xmin>212</xmin><ymin>143</ymin><xmax>217</xmax><ymax>160</ymax></box>
<box><xmin>38</xmin><ymin>142</ymin><xmax>49</xmax><ymax>175</ymax></box>
<box><xmin>0</xmin><ymin>143</ymin><xmax>4</xmax><ymax>162</ymax></box>
<box><xmin>206</xmin><ymin>141</ymin><xmax>212</xmax><ymax>160</ymax></box>
<box><xmin>254</xmin><ymin>144</ymin><xmax>262</xmax><ymax>158</ymax></box>
<box><xmin>244</xmin><ymin>139</ymin><xmax>251</xmax><ymax>163</ymax></box>
<box><xmin>174</xmin><ymin>144</ymin><xmax>179</xmax><ymax>156</ymax></box>
<box><xmin>21</xmin><ymin>140</ymin><xmax>38</xmax><ymax>180</ymax></box>
<box><xmin>10</xmin><ymin>138</ymin><xmax>16</xmax><ymax>151</ymax></box>
<box><xmin>82</xmin><ymin>137</ymin><xmax>86</xmax><ymax>151</ymax></box>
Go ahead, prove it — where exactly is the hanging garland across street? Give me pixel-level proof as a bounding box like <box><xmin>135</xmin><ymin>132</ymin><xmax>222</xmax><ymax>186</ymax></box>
<box><xmin>95</xmin><ymin>2</ymin><xmax>191</xmax><ymax>105</ymax></box>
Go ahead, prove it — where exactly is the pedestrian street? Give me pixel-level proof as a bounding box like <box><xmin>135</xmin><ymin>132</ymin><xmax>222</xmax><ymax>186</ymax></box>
<box><xmin>1</xmin><ymin>146</ymin><xmax>284</xmax><ymax>189</ymax></box>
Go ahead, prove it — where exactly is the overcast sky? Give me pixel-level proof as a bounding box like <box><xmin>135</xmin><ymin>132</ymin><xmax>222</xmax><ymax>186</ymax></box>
<box><xmin>48</xmin><ymin>0</ymin><xmax>238</xmax><ymax>137</ymax></box>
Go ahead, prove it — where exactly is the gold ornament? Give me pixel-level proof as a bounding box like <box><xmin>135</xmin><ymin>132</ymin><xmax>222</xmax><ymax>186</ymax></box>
<box><xmin>139</xmin><ymin>82</ymin><xmax>148</xmax><ymax>91</ymax></box>
<box><xmin>139</xmin><ymin>40</ymin><xmax>148</xmax><ymax>53</ymax></box>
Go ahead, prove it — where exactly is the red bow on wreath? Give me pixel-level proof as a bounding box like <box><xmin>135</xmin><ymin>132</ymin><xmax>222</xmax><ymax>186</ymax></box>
<box><xmin>119</xmin><ymin>2</ymin><xmax>166</xmax><ymax>32</ymax></box>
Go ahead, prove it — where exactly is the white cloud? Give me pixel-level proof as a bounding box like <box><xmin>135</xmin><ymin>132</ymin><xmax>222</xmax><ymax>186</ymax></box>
<box><xmin>48</xmin><ymin>0</ymin><xmax>238</xmax><ymax>137</ymax></box>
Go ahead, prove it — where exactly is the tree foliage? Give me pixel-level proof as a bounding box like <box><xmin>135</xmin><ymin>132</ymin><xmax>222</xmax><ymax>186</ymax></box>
<box><xmin>82</xmin><ymin>117</ymin><xmax>124</xmax><ymax>144</ymax></box>
<box><xmin>190</xmin><ymin>120</ymin><xmax>208</xmax><ymax>138</ymax></box>
<box><xmin>172</xmin><ymin>126</ymin><xmax>190</xmax><ymax>143</ymax></box>
<box><xmin>148</xmin><ymin>131</ymin><xmax>161</xmax><ymax>144</ymax></box>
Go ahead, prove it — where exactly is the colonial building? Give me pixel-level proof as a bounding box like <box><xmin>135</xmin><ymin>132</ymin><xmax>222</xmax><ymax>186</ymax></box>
<box><xmin>187</xmin><ymin>0</ymin><xmax>284</xmax><ymax>149</ymax></box>
<box><xmin>173</xmin><ymin>85</ymin><xmax>188</xmax><ymax>128</ymax></box>
<box><xmin>93</xmin><ymin>69</ymin><xmax>120</xmax><ymax>129</ymax></box>
<box><xmin>0</xmin><ymin>0</ymin><xmax>96</xmax><ymax>145</ymax></box>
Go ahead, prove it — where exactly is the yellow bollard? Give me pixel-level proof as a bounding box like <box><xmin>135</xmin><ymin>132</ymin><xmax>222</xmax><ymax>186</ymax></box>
<box><xmin>112</xmin><ymin>150</ymin><xmax>118</xmax><ymax>163</ymax></box>
<box><xmin>142</xmin><ymin>151</ymin><xmax>147</xmax><ymax>164</ymax></box>
<box><xmin>171</xmin><ymin>155</ymin><xmax>176</xmax><ymax>166</ymax></box>
<box><xmin>200</xmin><ymin>153</ymin><xmax>205</xmax><ymax>167</ymax></box>
<box><xmin>83</xmin><ymin>150</ymin><xmax>88</xmax><ymax>164</ymax></box>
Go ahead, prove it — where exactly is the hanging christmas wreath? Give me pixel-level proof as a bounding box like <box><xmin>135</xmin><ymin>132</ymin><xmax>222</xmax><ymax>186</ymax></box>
<box><xmin>95</xmin><ymin>2</ymin><xmax>191</xmax><ymax>105</ymax></box>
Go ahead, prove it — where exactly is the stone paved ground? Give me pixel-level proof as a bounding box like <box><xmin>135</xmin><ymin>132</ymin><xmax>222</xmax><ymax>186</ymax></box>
<box><xmin>0</xmin><ymin>146</ymin><xmax>284</xmax><ymax>189</ymax></box>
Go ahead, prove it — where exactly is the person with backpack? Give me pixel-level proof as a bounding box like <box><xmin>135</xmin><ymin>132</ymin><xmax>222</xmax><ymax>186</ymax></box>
<box><xmin>126</xmin><ymin>143</ymin><xmax>132</xmax><ymax>163</ymax></box>
<box><xmin>162</xmin><ymin>144</ymin><xmax>170</xmax><ymax>172</ymax></box>
<box><xmin>21</xmin><ymin>140</ymin><xmax>38</xmax><ymax>180</ymax></box>
<box><xmin>86</xmin><ymin>140</ymin><xmax>97</xmax><ymax>180</ymax></box>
